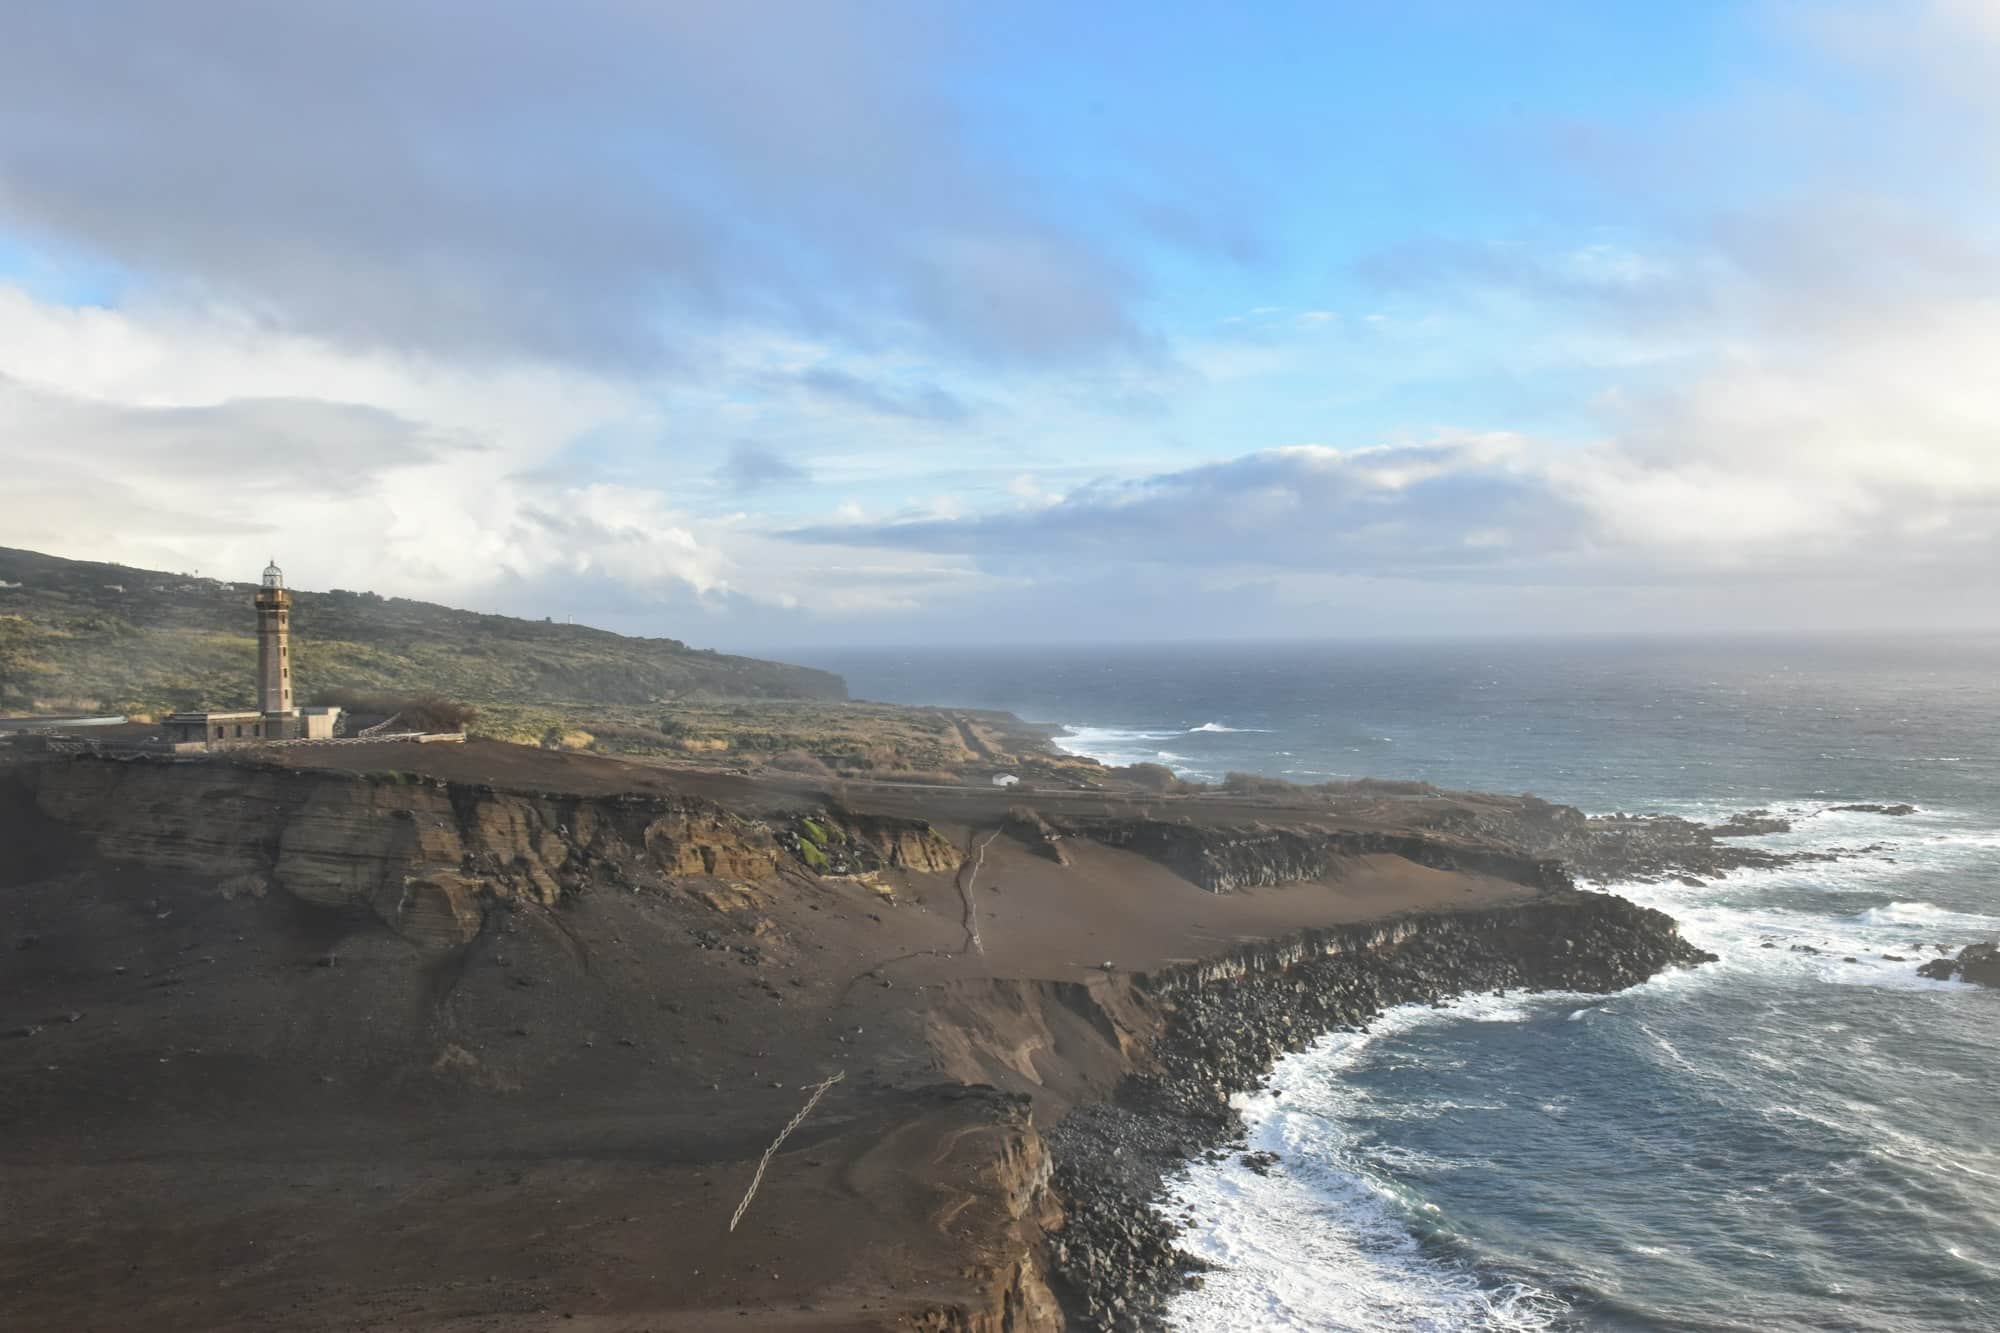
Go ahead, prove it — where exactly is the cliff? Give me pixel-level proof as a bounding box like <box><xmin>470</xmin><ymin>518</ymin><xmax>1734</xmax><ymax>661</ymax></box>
<box><xmin>922</xmin><ymin>894</ymin><xmax>1712</xmax><ymax>1328</ymax></box>
<box><xmin>4</xmin><ymin>753</ymin><xmax>959</xmax><ymax>949</ymax></box>
<box><xmin>0</xmin><ymin>746</ymin><xmax>1710</xmax><ymax>1332</ymax></box>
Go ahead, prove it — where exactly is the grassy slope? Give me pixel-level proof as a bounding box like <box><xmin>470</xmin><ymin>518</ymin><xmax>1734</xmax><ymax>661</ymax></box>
<box><xmin>0</xmin><ymin>546</ymin><xmax>845</xmax><ymax>731</ymax></box>
<box><xmin>0</xmin><ymin>547</ymin><xmax>1105</xmax><ymax>781</ymax></box>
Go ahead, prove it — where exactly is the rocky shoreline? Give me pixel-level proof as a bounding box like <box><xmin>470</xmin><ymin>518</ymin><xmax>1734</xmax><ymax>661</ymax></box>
<box><xmin>1474</xmin><ymin>800</ymin><xmax>1909</xmax><ymax>886</ymax></box>
<box><xmin>1043</xmin><ymin>892</ymin><xmax>1715</xmax><ymax>1331</ymax></box>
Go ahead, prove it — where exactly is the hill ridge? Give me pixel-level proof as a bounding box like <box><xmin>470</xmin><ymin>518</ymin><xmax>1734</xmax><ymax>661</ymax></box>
<box><xmin>0</xmin><ymin>544</ymin><xmax>845</xmax><ymax>720</ymax></box>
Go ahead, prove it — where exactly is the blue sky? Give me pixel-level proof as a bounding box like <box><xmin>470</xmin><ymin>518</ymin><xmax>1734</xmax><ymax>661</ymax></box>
<box><xmin>1</xmin><ymin>1</ymin><xmax>1996</xmax><ymax>647</ymax></box>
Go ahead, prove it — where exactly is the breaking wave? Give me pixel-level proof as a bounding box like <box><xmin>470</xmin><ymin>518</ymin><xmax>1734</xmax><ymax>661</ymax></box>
<box><xmin>1171</xmin><ymin>797</ymin><xmax>2000</xmax><ymax>1330</ymax></box>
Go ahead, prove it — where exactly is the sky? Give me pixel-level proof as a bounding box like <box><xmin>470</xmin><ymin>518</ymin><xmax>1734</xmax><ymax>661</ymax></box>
<box><xmin>1</xmin><ymin>0</ymin><xmax>1997</xmax><ymax>650</ymax></box>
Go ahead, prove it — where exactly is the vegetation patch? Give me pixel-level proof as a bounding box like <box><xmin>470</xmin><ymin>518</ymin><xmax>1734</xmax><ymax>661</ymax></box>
<box><xmin>315</xmin><ymin>687</ymin><xmax>478</xmax><ymax>733</ymax></box>
<box><xmin>0</xmin><ymin>545</ymin><xmax>843</xmax><ymax>720</ymax></box>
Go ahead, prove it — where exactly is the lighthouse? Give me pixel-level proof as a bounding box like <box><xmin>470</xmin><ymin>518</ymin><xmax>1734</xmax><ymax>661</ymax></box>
<box><xmin>160</xmin><ymin>562</ymin><xmax>343</xmax><ymax>746</ymax></box>
<box><xmin>255</xmin><ymin>559</ymin><xmax>295</xmax><ymax>734</ymax></box>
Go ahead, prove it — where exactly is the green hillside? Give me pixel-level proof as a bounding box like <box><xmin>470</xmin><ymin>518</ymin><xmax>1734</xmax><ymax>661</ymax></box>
<box><xmin>0</xmin><ymin>546</ymin><xmax>846</xmax><ymax>731</ymax></box>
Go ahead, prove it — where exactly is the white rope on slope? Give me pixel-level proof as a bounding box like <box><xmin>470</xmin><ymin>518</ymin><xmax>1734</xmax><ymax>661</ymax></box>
<box><xmin>727</xmin><ymin>1070</ymin><xmax>845</xmax><ymax>1233</ymax></box>
<box><xmin>957</xmin><ymin>829</ymin><xmax>1000</xmax><ymax>958</ymax></box>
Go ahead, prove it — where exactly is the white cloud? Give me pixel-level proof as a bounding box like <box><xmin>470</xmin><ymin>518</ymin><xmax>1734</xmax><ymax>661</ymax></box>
<box><xmin>0</xmin><ymin>286</ymin><xmax>993</xmax><ymax>625</ymax></box>
<box><xmin>5</xmin><ymin>2</ymin><xmax>2000</xmax><ymax>643</ymax></box>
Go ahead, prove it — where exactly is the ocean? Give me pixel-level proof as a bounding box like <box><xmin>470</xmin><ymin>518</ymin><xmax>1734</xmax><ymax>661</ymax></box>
<box><xmin>796</xmin><ymin>635</ymin><xmax>2000</xmax><ymax>1332</ymax></box>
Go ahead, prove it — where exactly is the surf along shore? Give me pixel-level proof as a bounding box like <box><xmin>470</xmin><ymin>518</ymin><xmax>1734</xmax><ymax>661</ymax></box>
<box><xmin>2</xmin><ymin>736</ymin><xmax>1734</xmax><ymax>1331</ymax></box>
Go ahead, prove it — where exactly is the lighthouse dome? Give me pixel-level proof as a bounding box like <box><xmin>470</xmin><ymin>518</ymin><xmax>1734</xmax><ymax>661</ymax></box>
<box><xmin>261</xmin><ymin>560</ymin><xmax>284</xmax><ymax>590</ymax></box>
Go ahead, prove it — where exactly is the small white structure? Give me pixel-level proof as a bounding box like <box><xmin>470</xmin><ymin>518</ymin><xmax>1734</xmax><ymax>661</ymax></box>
<box><xmin>297</xmin><ymin>705</ymin><xmax>343</xmax><ymax>739</ymax></box>
<box><xmin>991</xmin><ymin>773</ymin><xmax>1020</xmax><ymax>788</ymax></box>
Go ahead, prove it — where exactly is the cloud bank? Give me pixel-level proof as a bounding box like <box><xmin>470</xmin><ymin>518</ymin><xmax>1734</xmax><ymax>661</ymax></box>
<box><xmin>0</xmin><ymin>2</ymin><xmax>1997</xmax><ymax>644</ymax></box>
<box><xmin>0</xmin><ymin>1</ymin><xmax>1146</xmax><ymax>368</ymax></box>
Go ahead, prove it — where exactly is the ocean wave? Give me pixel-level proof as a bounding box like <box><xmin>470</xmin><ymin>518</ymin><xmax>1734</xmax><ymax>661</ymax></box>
<box><xmin>1608</xmin><ymin>882</ymin><xmax>1996</xmax><ymax>994</ymax></box>
<box><xmin>1169</xmin><ymin>1123</ymin><xmax>1571</xmax><ymax>1332</ymax></box>
<box><xmin>1854</xmin><ymin>900</ymin><xmax>1984</xmax><ymax>926</ymax></box>
<box><xmin>1051</xmin><ymin>724</ymin><xmax>1191</xmax><ymax>768</ymax></box>
<box><xmin>1187</xmin><ymin>721</ymin><xmax>1272</xmax><ymax>733</ymax></box>
<box><xmin>1054</xmin><ymin>724</ymin><xmax>1183</xmax><ymax>746</ymax></box>
<box><xmin>1167</xmin><ymin>994</ymin><xmax>1582</xmax><ymax>1331</ymax></box>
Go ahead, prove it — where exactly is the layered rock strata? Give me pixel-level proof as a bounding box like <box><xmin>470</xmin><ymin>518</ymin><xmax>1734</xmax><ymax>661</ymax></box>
<box><xmin>1</xmin><ymin>755</ymin><xmax>960</xmax><ymax>947</ymax></box>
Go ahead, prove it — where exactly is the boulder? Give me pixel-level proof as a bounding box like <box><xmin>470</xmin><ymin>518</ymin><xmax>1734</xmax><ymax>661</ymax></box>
<box><xmin>1915</xmin><ymin>942</ymin><xmax>2000</xmax><ymax>986</ymax></box>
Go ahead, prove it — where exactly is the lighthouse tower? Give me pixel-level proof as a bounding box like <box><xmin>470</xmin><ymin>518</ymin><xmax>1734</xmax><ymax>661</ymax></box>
<box><xmin>255</xmin><ymin>559</ymin><xmax>296</xmax><ymax>736</ymax></box>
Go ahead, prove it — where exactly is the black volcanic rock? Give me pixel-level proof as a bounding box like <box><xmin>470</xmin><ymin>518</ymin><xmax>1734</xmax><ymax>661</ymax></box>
<box><xmin>1712</xmin><ymin>811</ymin><xmax>1793</xmax><ymax>838</ymax></box>
<box><xmin>1045</xmin><ymin>892</ymin><xmax>1713</xmax><ymax>1330</ymax></box>
<box><xmin>1829</xmin><ymin>803</ymin><xmax>1916</xmax><ymax>816</ymax></box>
<box><xmin>1918</xmin><ymin>942</ymin><xmax>2000</xmax><ymax>987</ymax></box>
<box><xmin>1459</xmin><ymin>801</ymin><xmax>1871</xmax><ymax>885</ymax></box>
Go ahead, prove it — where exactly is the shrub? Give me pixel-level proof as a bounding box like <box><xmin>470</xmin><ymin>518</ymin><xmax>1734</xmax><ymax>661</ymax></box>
<box><xmin>316</xmin><ymin>688</ymin><xmax>477</xmax><ymax>733</ymax></box>
<box><xmin>1221</xmin><ymin>771</ymin><xmax>1299</xmax><ymax>797</ymax></box>
<box><xmin>1332</xmin><ymin>777</ymin><xmax>1441</xmax><ymax>797</ymax></box>
<box><xmin>1117</xmin><ymin>762</ymin><xmax>1195</xmax><ymax>794</ymax></box>
<box><xmin>764</xmin><ymin>750</ymin><xmax>834</xmax><ymax>777</ymax></box>
<box><xmin>580</xmin><ymin>721</ymin><xmax>678</xmax><ymax>752</ymax></box>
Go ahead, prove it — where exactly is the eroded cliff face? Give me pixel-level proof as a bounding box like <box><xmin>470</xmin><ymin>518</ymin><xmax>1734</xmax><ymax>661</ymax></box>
<box><xmin>903</xmin><ymin>1087</ymin><xmax>1066</xmax><ymax>1333</ymax></box>
<box><xmin>921</xmin><ymin>893</ymin><xmax>1714</xmax><ymax>1331</ymax></box>
<box><xmin>1061</xmin><ymin>815</ymin><xmax>1573</xmax><ymax>894</ymax></box>
<box><xmin>2</xmin><ymin>756</ymin><xmax>961</xmax><ymax>947</ymax></box>
<box><xmin>1044</xmin><ymin>894</ymin><xmax>1714</xmax><ymax>1330</ymax></box>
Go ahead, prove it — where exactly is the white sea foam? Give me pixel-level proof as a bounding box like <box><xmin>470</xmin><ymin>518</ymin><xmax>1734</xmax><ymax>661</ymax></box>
<box><xmin>1167</xmin><ymin>995</ymin><xmax>1573</xmax><ymax>1331</ymax></box>
<box><xmin>1171</xmin><ymin>792</ymin><xmax>2000</xmax><ymax>1330</ymax></box>
<box><xmin>1051</xmin><ymin>724</ymin><xmax>1188</xmax><ymax>768</ymax></box>
<box><xmin>1600</xmin><ymin>806</ymin><xmax>2000</xmax><ymax>995</ymax></box>
<box><xmin>1855</xmin><ymin>900</ymin><xmax>1999</xmax><ymax>928</ymax></box>
<box><xmin>1188</xmin><ymin>721</ymin><xmax>1271</xmax><ymax>733</ymax></box>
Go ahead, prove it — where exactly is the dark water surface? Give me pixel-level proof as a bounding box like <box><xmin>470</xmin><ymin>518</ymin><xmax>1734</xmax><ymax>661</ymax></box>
<box><xmin>796</xmin><ymin>636</ymin><xmax>2000</xmax><ymax>1332</ymax></box>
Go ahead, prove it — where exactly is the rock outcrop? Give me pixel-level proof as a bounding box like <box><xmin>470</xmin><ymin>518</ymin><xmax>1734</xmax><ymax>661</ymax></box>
<box><xmin>1004</xmin><ymin>806</ymin><xmax>1070</xmax><ymax>865</ymax></box>
<box><xmin>2</xmin><ymin>754</ymin><xmax>960</xmax><ymax>947</ymax></box>
<box><xmin>1456</xmin><ymin>798</ymin><xmax>1886</xmax><ymax>885</ymax></box>
<box><xmin>1061</xmin><ymin>815</ymin><xmax>1572</xmax><ymax>894</ymax></box>
<box><xmin>1917</xmin><ymin>942</ymin><xmax>2000</xmax><ymax>987</ymax></box>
